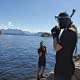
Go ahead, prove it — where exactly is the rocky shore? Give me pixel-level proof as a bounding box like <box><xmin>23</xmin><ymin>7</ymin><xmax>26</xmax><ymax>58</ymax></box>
<box><xmin>40</xmin><ymin>53</ymin><xmax>80</xmax><ymax>80</ymax></box>
<box><xmin>31</xmin><ymin>53</ymin><xmax>80</xmax><ymax>80</ymax></box>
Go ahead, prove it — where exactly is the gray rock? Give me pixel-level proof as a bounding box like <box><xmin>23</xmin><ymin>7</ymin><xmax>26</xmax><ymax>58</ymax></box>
<box><xmin>46</xmin><ymin>72</ymin><xmax>54</xmax><ymax>80</ymax></box>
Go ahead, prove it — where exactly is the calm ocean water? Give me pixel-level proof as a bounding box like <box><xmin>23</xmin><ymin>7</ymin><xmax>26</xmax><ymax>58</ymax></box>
<box><xmin>0</xmin><ymin>35</ymin><xmax>80</xmax><ymax>80</ymax></box>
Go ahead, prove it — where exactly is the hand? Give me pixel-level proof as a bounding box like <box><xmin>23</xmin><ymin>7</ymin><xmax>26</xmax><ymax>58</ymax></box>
<box><xmin>51</xmin><ymin>26</ymin><xmax>60</xmax><ymax>38</ymax></box>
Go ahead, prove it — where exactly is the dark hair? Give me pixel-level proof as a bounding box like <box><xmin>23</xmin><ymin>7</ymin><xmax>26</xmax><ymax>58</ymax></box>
<box><xmin>40</xmin><ymin>41</ymin><xmax>44</xmax><ymax>45</ymax></box>
<box><xmin>58</xmin><ymin>12</ymin><xmax>69</xmax><ymax>18</ymax></box>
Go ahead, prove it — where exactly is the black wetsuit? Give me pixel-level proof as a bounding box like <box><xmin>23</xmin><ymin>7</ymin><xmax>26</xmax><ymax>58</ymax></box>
<box><xmin>38</xmin><ymin>46</ymin><xmax>46</xmax><ymax>68</ymax></box>
<box><xmin>54</xmin><ymin>28</ymin><xmax>77</xmax><ymax>80</ymax></box>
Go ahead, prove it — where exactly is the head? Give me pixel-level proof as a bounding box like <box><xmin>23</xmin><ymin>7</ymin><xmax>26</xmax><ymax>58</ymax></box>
<box><xmin>55</xmin><ymin>12</ymin><xmax>72</xmax><ymax>29</ymax></box>
<box><xmin>40</xmin><ymin>41</ymin><xmax>45</xmax><ymax>47</ymax></box>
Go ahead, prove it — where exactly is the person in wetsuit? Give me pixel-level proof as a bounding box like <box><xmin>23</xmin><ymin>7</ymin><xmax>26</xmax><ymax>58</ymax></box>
<box><xmin>37</xmin><ymin>41</ymin><xmax>47</xmax><ymax>80</ymax></box>
<box><xmin>51</xmin><ymin>12</ymin><xmax>78</xmax><ymax>80</ymax></box>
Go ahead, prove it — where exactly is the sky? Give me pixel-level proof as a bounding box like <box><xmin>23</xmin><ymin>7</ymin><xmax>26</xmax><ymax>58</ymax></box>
<box><xmin>0</xmin><ymin>0</ymin><xmax>80</xmax><ymax>33</ymax></box>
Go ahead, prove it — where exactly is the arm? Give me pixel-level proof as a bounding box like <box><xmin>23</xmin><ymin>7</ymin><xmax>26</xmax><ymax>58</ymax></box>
<box><xmin>43</xmin><ymin>46</ymin><xmax>48</xmax><ymax>55</ymax></box>
<box><xmin>45</xmin><ymin>49</ymin><xmax>48</xmax><ymax>55</ymax></box>
<box><xmin>53</xmin><ymin>38</ymin><xmax>63</xmax><ymax>52</ymax></box>
<box><xmin>51</xmin><ymin>26</ymin><xmax>63</xmax><ymax>52</ymax></box>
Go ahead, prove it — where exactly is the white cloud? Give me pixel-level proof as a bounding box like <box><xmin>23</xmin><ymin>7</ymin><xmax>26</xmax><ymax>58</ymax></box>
<box><xmin>0</xmin><ymin>21</ymin><xmax>14</xmax><ymax>29</ymax></box>
<box><xmin>0</xmin><ymin>24</ymin><xmax>7</xmax><ymax>29</ymax></box>
<box><xmin>8</xmin><ymin>21</ymin><xmax>14</xmax><ymax>27</ymax></box>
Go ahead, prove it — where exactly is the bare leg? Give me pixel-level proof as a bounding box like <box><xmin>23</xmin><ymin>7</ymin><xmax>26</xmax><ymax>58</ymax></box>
<box><xmin>40</xmin><ymin>66</ymin><xmax>45</xmax><ymax>78</ymax></box>
<box><xmin>37</xmin><ymin>67</ymin><xmax>41</xmax><ymax>80</ymax></box>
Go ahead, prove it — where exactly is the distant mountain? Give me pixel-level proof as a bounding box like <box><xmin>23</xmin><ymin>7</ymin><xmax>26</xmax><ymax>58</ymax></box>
<box><xmin>1</xmin><ymin>29</ymin><xmax>26</xmax><ymax>35</ymax></box>
<box><xmin>24</xmin><ymin>31</ymin><xmax>45</xmax><ymax>36</ymax></box>
<box><xmin>24</xmin><ymin>31</ymin><xmax>35</xmax><ymax>36</ymax></box>
<box><xmin>1</xmin><ymin>29</ymin><xmax>44</xmax><ymax>36</ymax></box>
<box><xmin>34</xmin><ymin>32</ymin><xmax>43</xmax><ymax>36</ymax></box>
<box><xmin>41</xmin><ymin>32</ymin><xmax>51</xmax><ymax>37</ymax></box>
<box><xmin>1</xmin><ymin>29</ymin><xmax>80</xmax><ymax>38</ymax></box>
